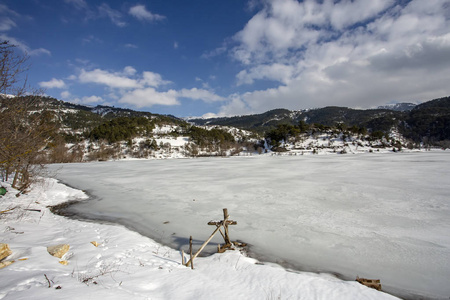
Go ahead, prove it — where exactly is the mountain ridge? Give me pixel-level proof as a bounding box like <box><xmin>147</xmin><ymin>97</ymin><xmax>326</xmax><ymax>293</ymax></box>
<box><xmin>189</xmin><ymin>96</ymin><xmax>450</xmax><ymax>144</ymax></box>
<box><xmin>2</xmin><ymin>94</ymin><xmax>449</xmax><ymax>163</ymax></box>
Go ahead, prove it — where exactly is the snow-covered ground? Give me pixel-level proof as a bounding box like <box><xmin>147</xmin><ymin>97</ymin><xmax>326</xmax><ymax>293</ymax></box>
<box><xmin>0</xmin><ymin>180</ymin><xmax>400</xmax><ymax>299</ymax></box>
<box><xmin>43</xmin><ymin>151</ymin><xmax>450</xmax><ymax>299</ymax></box>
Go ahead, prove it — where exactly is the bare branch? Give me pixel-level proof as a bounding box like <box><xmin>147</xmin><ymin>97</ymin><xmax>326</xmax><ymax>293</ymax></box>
<box><xmin>0</xmin><ymin>40</ymin><xmax>58</xmax><ymax>191</ymax></box>
<box><xmin>0</xmin><ymin>41</ymin><xmax>29</xmax><ymax>95</ymax></box>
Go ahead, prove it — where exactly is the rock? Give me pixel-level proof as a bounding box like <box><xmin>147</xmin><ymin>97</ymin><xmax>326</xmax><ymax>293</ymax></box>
<box><xmin>47</xmin><ymin>244</ymin><xmax>70</xmax><ymax>259</ymax></box>
<box><xmin>59</xmin><ymin>260</ymin><xmax>68</xmax><ymax>265</ymax></box>
<box><xmin>0</xmin><ymin>244</ymin><xmax>12</xmax><ymax>261</ymax></box>
<box><xmin>90</xmin><ymin>241</ymin><xmax>99</xmax><ymax>247</ymax></box>
<box><xmin>0</xmin><ymin>260</ymin><xmax>14</xmax><ymax>269</ymax></box>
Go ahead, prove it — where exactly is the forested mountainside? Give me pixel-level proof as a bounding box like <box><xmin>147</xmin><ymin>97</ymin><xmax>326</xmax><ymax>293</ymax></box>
<box><xmin>377</xmin><ymin>103</ymin><xmax>416</xmax><ymax>111</ymax></box>
<box><xmin>0</xmin><ymin>95</ymin><xmax>259</xmax><ymax>164</ymax></box>
<box><xmin>189</xmin><ymin>96</ymin><xmax>450</xmax><ymax>145</ymax></box>
<box><xmin>1</xmin><ymin>95</ymin><xmax>449</xmax><ymax>166</ymax></box>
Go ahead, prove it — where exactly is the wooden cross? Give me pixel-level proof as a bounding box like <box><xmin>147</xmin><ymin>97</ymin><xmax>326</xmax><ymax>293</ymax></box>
<box><xmin>185</xmin><ymin>208</ymin><xmax>237</xmax><ymax>267</ymax></box>
<box><xmin>208</xmin><ymin>208</ymin><xmax>237</xmax><ymax>247</ymax></box>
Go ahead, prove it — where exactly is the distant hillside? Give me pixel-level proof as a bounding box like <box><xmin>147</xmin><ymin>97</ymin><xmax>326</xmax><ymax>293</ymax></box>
<box><xmin>189</xmin><ymin>106</ymin><xmax>405</xmax><ymax>133</ymax></box>
<box><xmin>189</xmin><ymin>96</ymin><xmax>450</xmax><ymax>146</ymax></box>
<box><xmin>377</xmin><ymin>103</ymin><xmax>416</xmax><ymax>111</ymax></box>
<box><xmin>402</xmin><ymin>96</ymin><xmax>450</xmax><ymax>143</ymax></box>
<box><xmin>190</xmin><ymin>109</ymin><xmax>298</xmax><ymax>133</ymax></box>
<box><xmin>1</xmin><ymin>95</ymin><xmax>262</xmax><ymax>162</ymax></box>
<box><xmin>34</xmin><ymin>96</ymin><xmax>184</xmax><ymax>129</ymax></box>
<box><xmin>2</xmin><ymin>94</ymin><xmax>448</xmax><ymax>164</ymax></box>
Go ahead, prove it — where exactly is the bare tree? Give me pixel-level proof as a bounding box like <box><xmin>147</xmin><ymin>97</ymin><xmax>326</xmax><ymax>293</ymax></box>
<box><xmin>0</xmin><ymin>41</ymin><xmax>28</xmax><ymax>96</ymax></box>
<box><xmin>0</xmin><ymin>41</ymin><xmax>59</xmax><ymax>192</ymax></box>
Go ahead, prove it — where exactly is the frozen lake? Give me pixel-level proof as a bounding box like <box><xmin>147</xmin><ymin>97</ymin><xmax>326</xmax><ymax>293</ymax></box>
<box><xmin>50</xmin><ymin>152</ymin><xmax>450</xmax><ymax>299</ymax></box>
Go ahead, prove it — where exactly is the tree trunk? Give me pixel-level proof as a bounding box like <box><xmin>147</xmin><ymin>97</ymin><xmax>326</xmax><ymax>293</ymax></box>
<box><xmin>12</xmin><ymin>170</ymin><xmax>19</xmax><ymax>188</ymax></box>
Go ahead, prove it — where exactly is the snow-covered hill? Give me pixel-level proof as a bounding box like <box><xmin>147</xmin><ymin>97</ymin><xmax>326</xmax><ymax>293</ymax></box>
<box><xmin>4</xmin><ymin>95</ymin><xmax>446</xmax><ymax>163</ymax></box>
<box><xmin>62</xmin><ymin>123</ymin><xmax>431</xmax><ymax>162</ymax></box>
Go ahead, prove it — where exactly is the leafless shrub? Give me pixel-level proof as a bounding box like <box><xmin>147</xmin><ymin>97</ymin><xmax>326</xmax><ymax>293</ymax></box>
<box><xmin>74</xmin><ymin>260</ymin><xmax>122</xmax><ymax>286</ymax></box>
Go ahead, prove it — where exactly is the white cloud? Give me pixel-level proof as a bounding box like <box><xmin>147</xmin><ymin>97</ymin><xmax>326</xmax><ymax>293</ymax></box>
<box><xmin>29</xmin><ymin>47</ymin><xmax>52</xmax><ymax>56</ymax></box>
<box><xmin>64</xmin><ymin>0</ymin><xmax>88</xmax><ymax>10</ymax></box>
<box><xmin>98</xmin><ymin>3</ymin><xmax>126</xmax><ymax>27</ymax></box>
<box><xmin>201</xmin><ymin>45</ymin><xmax>227</xmax><ymax>59</ymax></box>
<box><xmin>0</xmin><ymin>4</ymin><xmax>19</xmax><ymax>16</ymax></box>
<box><xmin>124</xmin><ymin>43</ymin><xmax>138</xmax><ymax>49</ymax></box>
<box><xmin>216</xmin><ymin>94</ymin><xmax>252</xmax><ymax>117</ymax></box>
<box><xmin>118</xmin><ymin>87</ymin><xmax>224</xmax><ymax>109</ymax></box>
<box><xmin>0</xmin><ymin>4</ymin><xmax>20</xmax><ymax>32</ymax></box>
<box><xmin>39</xmin><ymin>78</ymin><xmax>66</xmax><ymax>89</ymax></box>
<box><xmin>0</xmin><ymin>18</ymin><xmax>16</xmax><ymax>31</ymax></box>
<box><xmin>246</xmin><ymin>0</ymin><xmax>263</xmax><ymax>12</ymax></box>
<box><xmin>74</xmin><ymin>65</ymin><xmax>224</xmax><ymax>109</ymax></box>
<box><xmin>0</xmin><ymin>34</ymin><xmax>51</xmax><ymax>56</ymax></box>
<box><xmin>129</xmin><ymin>5</ymin><xmax>165</xmax><ymax>22</ymax></box>
<box><xmin>236</xmin><ymin>63</ymin><xmax>294</xmax><ymax>85</ymax></box>
<box><xmin>218</xmin><ymin>0</ymin><xmax>450</xmax><ymax>115</ymax></box>
<box><xmin>201</xmin><ymin>112</ymin><xmax>220</xmax><ymax>119</ymax></box>
<box><xmin>78</xmin><ymin>67</ymin><xmax>172</xmax><ymax>90</ymax></box>
<box><xmin>174</xmin><ymin>41</ymin><xmax>179</xmax><ymax>49</ymax></box>
<box><xmin>193</xmin><ymin>77</ymin><xmax>211</xmax><ymax>89</ymax></box>
<box><xmin>81</xmin><ymin>95</ymin><xmax>103</xmax><ymax>104</ymax></box>
<box><xmin>119</xmin><ymin>88</ymin><xmax>179</xmax><ymax>108</ymax></box>
<box><xmin>59</xmin><ymin>90</ymin><xmax>104</xmax><ymax>105</ymax></box>
<box><xmin>328</xmin><ymin>0</ymin><xmax>395</xmax><ymax>30</ymax></box>
<box><xmin>123</xmin><ymin>66</ymin><xmax>137</xmax><ymax>76</ymax></box>
<box><xmin>140</xmin><ymin>71</ymin><xmax>171</xmax><ymax>88</ymax></box>
<box><xmin>71</xmin><ymin>95</ymin><xmax>105</xmax><ymax>105</ymax></box>
<box><xmin>60</xmin><ymin>91</ymin><xmax>71</xmax><ymax>99</ymax></box>
<box><xmin>178</xmin><ymin>88</ymin><xmax>225</xmax><ymax>103</ymax></box>
<box><xmin>82</xmin><ymin>35</ymin><xmax>102</xmax><ymax>44</ymax></box>
<box><xmin>231</xmin><ymin>0</ymin><xmax>394</xmax><ymax>65</ymax></box>
<box><xmin>74</xmin><ymin>58</ymin><xmax>90</xmax><ymax>66</ymax></box>
<box><xmin>79</xmin><ymin>68</ymin><xmax>140</xmax><ymax>89</ymax></box>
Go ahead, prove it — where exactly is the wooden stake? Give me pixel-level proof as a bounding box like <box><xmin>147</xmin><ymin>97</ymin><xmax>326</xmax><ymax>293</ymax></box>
<box><xmin>218</xmin><ymin>227</ymin><xmax>226</xmax><ymax>240</ymax></box>
<box><xmin>223</xmin><ymin>208</ymin><xmax>231</xmax><ymax>245</ymax></box>
<box><xmin>186</xmin><ymin>215</ymin><xmax>229</xmax><ymax>267</ymax></box>
<box><xmin>181</xmin><ymin>250</ymin><xmax>185</xmax><ymax>265</ymax></box>
<box><xmin>189</xmin><ymin>236</ymin><xmax>193</xmax><ymax>269</ymax></box>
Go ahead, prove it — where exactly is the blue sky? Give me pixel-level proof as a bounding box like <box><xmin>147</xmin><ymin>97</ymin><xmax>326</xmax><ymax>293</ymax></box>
<box><xmin>1</xmin><ymin>0</ymin><xmax>450</xmax><ymax>117</ymax></box>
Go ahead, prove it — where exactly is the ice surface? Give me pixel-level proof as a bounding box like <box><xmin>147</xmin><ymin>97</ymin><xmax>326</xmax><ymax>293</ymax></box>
<box><xmin>50</xmin><ymin>152</ymin><xmax>450</xmax><ymax>299</ymax></box>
